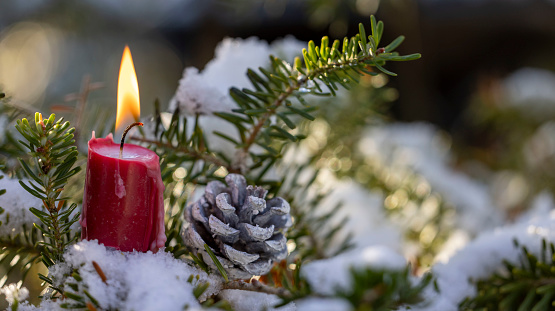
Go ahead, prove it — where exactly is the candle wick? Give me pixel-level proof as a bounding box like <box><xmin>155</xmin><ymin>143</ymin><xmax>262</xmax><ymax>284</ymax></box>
<box><xmin>120</xmin><ymin>122</ymin><xmax>144</xmax><ymax>159</ymax></box>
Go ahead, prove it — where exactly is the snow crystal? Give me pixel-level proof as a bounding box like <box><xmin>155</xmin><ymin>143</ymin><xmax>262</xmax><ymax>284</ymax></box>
<box><xmin>295</xmin><ymin>297</ymin><xmax>352</xmax><ymax>311</ymax></box>
<box><xmin>412</xmin><ymin>211</ymin><xmax>555</xmax><ymax>311</ymax></box>
<box><xmin>219</xmin><ymin>289</ymin><xmax>295</xmax><ymax>311</ymax></box>
<box><xmin>44</xmin><ymin>240</ymin><xmax>222</xmax><ymax>311</ymax></box>
<box><xmin>302</xmin><ymin>245</ymin><xmax>407</xmax><ymax>296</ymax></box>
<box><xmin>171</xmin><ymin>36</ymin><xmax>305</xmax><ymax>115</ymax></box>
<box><xmin>358</xmin><ymin>122</ymin><xmax>502</xmax><ymax>235</ymax></box>
<box><xmin>0</xmin><ymin>177</ymin><xmax>42</xmax><ymax>236</ymax></box>
<box><xmin>0</xmin><ymin>283</ymin><xmax>29</xmax><ymax>305</ymax></box>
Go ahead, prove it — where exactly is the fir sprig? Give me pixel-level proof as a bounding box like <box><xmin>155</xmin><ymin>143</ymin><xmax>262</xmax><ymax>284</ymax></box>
<box><xmin>0</xmin><ymin>167</ymin><xmax>45</xmax><ymax>289</ymax></box>
<box><xmin>221</xmin><ymin>15</ymin><xmax>419</xmax><ymax>176</ymax></box>
<box><xmin>15</xmin><ymin>113</ymin><xmax>81</xmax><ymax>289</ymax></box>
<box><xmin>279</xmin><ymin>161</ymin><xmax>353</xmax><ymax>260</ymax></box>
<box><xmin>460</xmin><ymin>238</ymin><xmax>555</xmax><ymax>311</ymax></box>
<box><xmin>274</xmin><ymin>263</ymin><xmax>432</xmax><ymax>310</ymax></box>
<box><xmin>337</xmin><ymin>266</ymin><xmax>432</xmax><ymax>311</ymax></box>
<box><xmin>135</xmin><ymin>15</ymin><xmax>419</xmax><ymax>183</ymax></box>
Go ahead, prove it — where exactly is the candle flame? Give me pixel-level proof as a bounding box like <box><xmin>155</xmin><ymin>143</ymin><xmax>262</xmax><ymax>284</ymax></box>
<box><xmin>116</xmin><ymin>45</ymin><xmax>140</xmax><ymax>134</ymax></box>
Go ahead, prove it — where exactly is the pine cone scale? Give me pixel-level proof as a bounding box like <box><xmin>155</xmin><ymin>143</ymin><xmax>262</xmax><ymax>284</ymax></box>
<box><xmin>237</xmin><ymin>223</ymin><xmax>274</xmax><ymax>242</ymax></box>
<box><xmin>208</xmin><ymin>215</ymin><xmax>240</xmax><ymax>244</ymax></box>
<box><xmin>222</xmin><ymin>243</ymin><xmax>259</xmax><ymax>265</ymax></box>
<box><xmin>183</xmin><ymin>174</ymin><xmax>292</xmax><ymax>279</ymax></box>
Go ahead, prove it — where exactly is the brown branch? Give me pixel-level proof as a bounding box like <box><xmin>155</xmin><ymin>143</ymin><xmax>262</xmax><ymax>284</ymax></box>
<box><xmin>222</xmin><ymin>279</ymin><xmax>291</xmax><ymax>298</ymax></box>
<box><xmin>129</xmin><ymin>136</ymin><xmax>237</xmax><ymax>172</ymax></box>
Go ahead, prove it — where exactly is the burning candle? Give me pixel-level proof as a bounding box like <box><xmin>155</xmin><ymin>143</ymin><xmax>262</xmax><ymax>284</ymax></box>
<box><xmin>80</xmin><ymin>46</ymin><xmax>166</xmax><ymax>252</ymax></box>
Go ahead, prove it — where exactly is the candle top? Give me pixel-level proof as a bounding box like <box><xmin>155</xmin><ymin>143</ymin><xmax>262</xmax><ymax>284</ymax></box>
<box><xmin>95</xmin><ymin>144</ymin><xmax>157</xmax><ymax>160</ymax></box>
<box><xmin>89</xmin><ymin>132</ymin><xmax>157</xmax><ymax>162</ymax></box>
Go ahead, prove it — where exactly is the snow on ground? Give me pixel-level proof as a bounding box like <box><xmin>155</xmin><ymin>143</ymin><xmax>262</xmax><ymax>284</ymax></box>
<box><xmin>410</xmin><ymin>209</ymin><xmax>555</xmax><ymax>311</ymax></box>
<box><xmin>219</xmin><ymin>290</ymin><xmax>295</xmax><ymax>311</ymax></box>
<box><xmin>26</xmin><ymin>240</ymin><xmax>223</xmax><ymax>311</ymax></box>
<box><xmin>295</xmin><ymin>297</ymin><xmax>352</xmax><ymax>311</ymax></box>
<box><xmin>0</xmin><ymin>177</ymin><xmax>42</xmax><ymax>236</ymax></box>
<box><xmin>302</xmin><ymin>245</ymin><xmax>407</xmax><ymax>296</ymax></box>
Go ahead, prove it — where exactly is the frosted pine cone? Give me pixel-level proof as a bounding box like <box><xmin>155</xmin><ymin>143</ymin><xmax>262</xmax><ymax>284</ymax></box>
<box><xmin>183</xmin><ymin>174</ymin><xmax>292</xmax><ymax>279</ymax></box>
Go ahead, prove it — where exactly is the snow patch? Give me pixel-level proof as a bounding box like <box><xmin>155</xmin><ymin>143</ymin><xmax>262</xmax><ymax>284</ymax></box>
<box><xmin>43</xmin><ymin>240</ymin><xmax>222</xmax><ymax>311</ymax></box>
<box><xmin>171</xmin><ymin>36</ymin><xmax>305</xmax><ymax>115</ymax></box>
<box><xmin>0</xmin><ymin>178</ymin><xmax>42</xmax><ymax>236</ymax></box>
<box><xmin>302</xmin><ymin>245</ymin><xmax>406</xmax><ymax>296</ymax></box>
<box><xmin>219</xmin><ymin>289</ymin><xmax>295</xmax><ymax>311</ymax></box>
<box><xmin>413</xmin><ymin>211</ymin><xmax>555</xmax><ymax>311</ymax></box>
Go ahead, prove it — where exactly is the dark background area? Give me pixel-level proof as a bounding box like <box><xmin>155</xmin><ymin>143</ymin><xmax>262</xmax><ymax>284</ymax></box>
<box><xmin>1</xmin><ymin>0</ymin><xmax>555</xmax><ymax>136</ymax></box>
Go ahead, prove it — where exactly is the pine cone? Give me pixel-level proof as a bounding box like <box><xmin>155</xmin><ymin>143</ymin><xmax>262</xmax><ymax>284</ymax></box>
<box><xmin>183</xmin><ymin>174</ymin><xmax>292</xmax><ymax>279</ymax></box>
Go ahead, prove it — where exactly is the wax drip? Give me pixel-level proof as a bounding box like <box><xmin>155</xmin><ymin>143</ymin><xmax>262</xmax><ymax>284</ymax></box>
<box><xmin>120</xmin><ymin>122</ymin><xmax>143</xmax><ymax>159</ymax></box>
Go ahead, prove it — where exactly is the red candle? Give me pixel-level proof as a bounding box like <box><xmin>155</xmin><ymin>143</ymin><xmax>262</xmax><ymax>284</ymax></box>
<box><xmin>80</xmin><ymin>133</ymin><xmax>166</xmax><ymax>252</ymax></box>
<box><xmin>80</xmin><ymin>45</ymin><xmax>166</xmax><ymax>252</ymax></box>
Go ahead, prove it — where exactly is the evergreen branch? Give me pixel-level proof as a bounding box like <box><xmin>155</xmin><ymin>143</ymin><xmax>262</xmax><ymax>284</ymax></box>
<box><xmin>216</xmin><ymin>15</ymin><xmax>419</xmax><ymax>177</ymax></box>
<box><xmin>187</xmin><ymin>275</ymin><xmax>233</xmax><ymax>310</ymax></box>
<box><xmin>60</xmin><ymin>269</ymin><xmax>103</xmax><ymax>310</ymax></box>
<box><xmin>460</xmin><ymin>238</ymin><xmax>555</xmax><ymax>311</ymax></box>
<box><xmin>14</xmin><ymin>113</ymin><xmax>82</xmax><ymax>296</ymax></box>
<box><xmin>129</xmin><ymin>135</ymin><xmax>232</xmax><ymax>172</ymax></box>
<box><xmin>273</xmin><ymin>262</ymin><xmax>432</xmax><ymax>310</ymax></box>
<box><xmin>278</xmin><ymin>161</ymin><xmax>354</xmax><ymax>260</ymax></box>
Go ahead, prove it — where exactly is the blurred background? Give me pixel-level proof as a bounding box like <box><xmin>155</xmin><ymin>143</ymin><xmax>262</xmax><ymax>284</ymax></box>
<box><xmin>2</xmin><ymin>0</ymin><xmax>555</xmax><ymax>307</ymax></box>
<box><xmin>2</xmin><ymin>0</ymin><xmax>555</xmax><ymax>129</ymax></box>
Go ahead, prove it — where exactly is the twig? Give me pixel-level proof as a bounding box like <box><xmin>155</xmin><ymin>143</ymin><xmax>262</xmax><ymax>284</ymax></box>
<box><xmin>57</xmin><ymin>75</ymin><xmax>104</xmax><ymax>142</ymax></box>
<box><xmin>128</xmin><ymin>136</ymin><xmax>237</xmax><ymax>173</ymax></box>
<box><xmin>222</xmin><ymin>279</ymin><xmax>291</xmax><ymax>298</ymax></box>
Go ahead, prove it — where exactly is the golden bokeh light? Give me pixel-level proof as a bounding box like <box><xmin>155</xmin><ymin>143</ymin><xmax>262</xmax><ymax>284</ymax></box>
<box><xmin>0</xmin><ymin>22</ymin><xmax>62</xmax><ymax>105</ymax></box>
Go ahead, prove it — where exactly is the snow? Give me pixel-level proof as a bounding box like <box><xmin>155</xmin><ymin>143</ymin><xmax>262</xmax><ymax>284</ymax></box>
<box><xmin>295</xmin><ymin>297</ymin><xmax>352</xmax><ymax>311</ymax></box>
<box><xmin>358</xmin><ymin>122</ymin><xmax>503</xmax><ymax>236</ymax></box>
<box><xmin>0</xmin><ymin>283</ymin><xmax>29</xmax><ymax>305</ymax></box>
<box><xmin>170</xmin><ymin>36</ymin><xmax>305</xmax><ymax>115</ymax></box>
<box><xmin>411</xmin><ymin>210</ymin><xmax>555</xmax><ymax>311</ymax></box>
<box><xmin>219</xmin><ymin>289</ymin><xmax>295</xmax><ymax>311</ymax></box>
<box><xmin>302</xmin><ymin>245</ymin><xmax>407</xmax><ymax>296</ymax></box>
<box><xmin>0</xmin><ymin>177</ymin><xmax>42</xmax><ymax>236</ymax></box>
<box><xmin>41</xmin><ymin>240</ymin><xmax>222</xmax><ymax>311</ymax></box>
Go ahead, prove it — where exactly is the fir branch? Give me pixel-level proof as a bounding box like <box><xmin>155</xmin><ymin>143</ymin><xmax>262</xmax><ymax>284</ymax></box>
<box><xmin>274</xmin><ymin>262</ymin><xmax>432</xmax><ymax>310</ymax></box>
<box><xmin>129</xmin><ymin>135</ymin><xmax>232</xmax><ymax>171</ymax></box>
<box><xmin>460</xmin><ymin>238</ymin><xmax>555</xmax><ymax>311</ymax></box>
<box><xmin>336</xmin><ymin>266</ymin><xmax>433</xmax><ymax>310</ymax></box>
<box><xmin>60</xmin><ymin>269</ymin><xmax>103</xmax><ymax>310</ymax></box>
<box><xmin>279</xmin><ymin>161</ymin><xmax>354</xmax><ymax>260</ymax></box>
<box><xmin>15</xmin><ymin>113</ymin><xmax>81</xmax><ymax>283</ymax></box>
<box><xmin>223</xmin><ymin>15</ymin><xmax>420</xmax><ymax>174</ymax></box>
